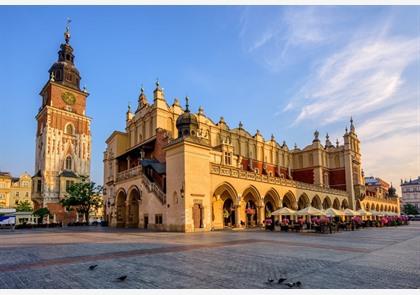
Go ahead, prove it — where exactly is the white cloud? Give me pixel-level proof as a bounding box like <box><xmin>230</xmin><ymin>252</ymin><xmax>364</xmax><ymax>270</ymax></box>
<box><xmin>240</xmin><ymin>7</ymin><xmax>334</xmax><ymax>71</ymax></box>
<box><xmin>277</xmin><ymin>10</ymin><xmax>420</xmax><ymax>194</ymax></box>
<box><xmin>290</xmin><ymin>36</ymin><xmax>419</xmax><ymax>125</ymax></box>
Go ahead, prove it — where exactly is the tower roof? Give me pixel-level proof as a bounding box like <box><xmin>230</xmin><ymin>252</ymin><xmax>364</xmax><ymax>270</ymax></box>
<box><xmin>48</xmin><ymin>19</ymin><xmax>81</xmax><ymax>91</ymax></box>
<box><xmin>176</xmin><ymin>96</ymin><xmax>199</xmax><ymax>138</ymax></box>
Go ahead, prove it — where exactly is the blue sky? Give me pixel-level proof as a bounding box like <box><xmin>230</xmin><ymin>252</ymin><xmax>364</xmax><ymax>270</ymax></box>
<box><xmin>0</xmin><ymin>6</ymin><xmax>419</xmax><ymax>191</ymax></box>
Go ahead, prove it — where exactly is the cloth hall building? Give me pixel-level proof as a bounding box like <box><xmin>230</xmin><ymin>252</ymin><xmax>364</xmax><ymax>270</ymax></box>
<box><xmin>103</xmin><ymin>82</ymin><xmax>400</xmax><ymax>232</ymax></box>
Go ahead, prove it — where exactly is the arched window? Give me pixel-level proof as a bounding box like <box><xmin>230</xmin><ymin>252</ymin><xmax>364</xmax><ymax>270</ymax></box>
<box><xmin>65</xmin><ymin>156</ymin><xmax>72</xmax><ymax>170</ymax></box>
<box><xmin>65</xmin><ymin>124</ymin><xmax>74</xmax><ymax>135</ymax></box>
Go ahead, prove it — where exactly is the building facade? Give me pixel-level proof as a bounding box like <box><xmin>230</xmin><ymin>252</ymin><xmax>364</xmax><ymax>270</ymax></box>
<box><xmin>0</xmin><ymin>172</ymin><xmax>12</xmax><ymax>208</ymax></box>
<box><xmin>401</xmin><ymin>177</ymin><xmax>420</xmax><ymax>210</ymax></box>
<box><xmin>362</xmin><ymin>176</ymin><xmax>400</xmax><ymax>214</ymax></box>
<box><xmin>31</xmin><ymin>24</ymin><xmax>91</xmax><ymax>222</ymax></box>
<box><xmin>103</xmin><ymin>82</ymin><xmax>400</xmax><ymax>232</ymax></box>
<box><xmin>0</xmin><ymin>172</ymin><xmax>33</xmax><ymax>209</ymax></box>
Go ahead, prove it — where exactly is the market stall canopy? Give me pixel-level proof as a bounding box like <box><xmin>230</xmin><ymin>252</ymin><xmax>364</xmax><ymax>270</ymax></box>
<box><xmin>296</xmin><ymin>206</ymin><xmax>325</xmax><ymax>216</ymax></box>
<box><xmin>324</xmin><ymin>208</ymin><xmax>344</xmax><ymax>217</ymax></box>
<box><xmin>271</xmin><ymin>207</ymin><xmax>297</xmax><ymax>216</ymax></box>
<box><xmin>370</xmin><ymin>210</ymin><xmax>383</xmax><ymax>216</ymax></box>
<box><xmin>356</xmin><ymin>209</ymin><xmax>372</xmax><ymax>216</ymax></box>
<box><xmin>343</xmin><ymin>209</ymin><xmax>359</xmax><ymax>216</ymax></box>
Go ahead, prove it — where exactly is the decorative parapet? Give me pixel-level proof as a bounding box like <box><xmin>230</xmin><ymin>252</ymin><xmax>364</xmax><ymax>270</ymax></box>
<box><xmin>362</xmin><ymin>195</ymin><xmax>399</xmax><ymax>205</ymax></box>
<box><xmin>210</xmin><ymin>163</ymin><xmax>348</xmax><ymax>197</ymax></box>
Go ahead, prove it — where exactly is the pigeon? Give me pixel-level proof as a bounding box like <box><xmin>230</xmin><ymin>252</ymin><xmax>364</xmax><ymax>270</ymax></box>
<box><xmin>295</xmin><ymin>281</ymin><xmax>302</xmax><ymax>288</ymax></box>
<box><xmin>277</xmin><ymin>277</ymin><xmax>287</xmax><ymax>284</ymax></box>
<box><xmin>88</xmin><ymin>264</ymin><xmax>98</xmax><ymax>270</ymax></box>
<box><xmin>117</xmin><ymin>275</ymin><xmax>127</xmax><ymax>282</ymax></box>
<box><xmin>285</xmin><ymin>282</ymin><xmax>295</xmax><ymax>288</ymax></box>
<box><xmin>267</xmin><ymin>278</ymin><xmax>274</xmax><ymax>284</ymax></box>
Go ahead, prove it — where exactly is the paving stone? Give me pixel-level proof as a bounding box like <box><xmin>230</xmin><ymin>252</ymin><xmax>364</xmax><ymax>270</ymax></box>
<box><xmin>0</xmin><ymin>222</ymin><xmax>419</xmax><ymax>288</ymax></box>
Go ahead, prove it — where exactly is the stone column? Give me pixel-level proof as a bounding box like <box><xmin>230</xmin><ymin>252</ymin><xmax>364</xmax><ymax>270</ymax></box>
<box><xmin>127</xmin><ymin>156</ymin><xmax>131</xmax><ymax>170</ymax></box>
<box><xmin>234</xmin><ymin>204</ymin><xmax>241</xmax><ymax>227</ymax></box>
<box><xmin>125</xmin><ymin>200</ymin><xmax>130</xmax><ymax>228</ymax></box>
<box><xmin>235</xmin><ymin>195</ymin><xmax>242</xmax><ymax>227</ymax></box>
<box><xmin>258</xmin><ymin>205</ymin><xmax>265</xmax><ymax>226</ymax></box>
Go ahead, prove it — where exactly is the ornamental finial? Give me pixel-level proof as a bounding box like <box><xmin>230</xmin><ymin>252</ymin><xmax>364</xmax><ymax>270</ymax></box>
<box><xmin>314</xmin><ymin>130</ymin><xmax>319</xmax><ymax>141</ymax></box>
<box><xmin>185</xmin><ymin>96</ymin><xmax>189</xmax><ymax>112</ymax></box>
<box><xmin>350</xmin><ymin>116</ymin><xmax>355</xmax><ymax>132</ymax></box>
<box><xmin>64</xmin><ymin>17</ymin><xmax>71</xmax><ymax>44</ymax></box>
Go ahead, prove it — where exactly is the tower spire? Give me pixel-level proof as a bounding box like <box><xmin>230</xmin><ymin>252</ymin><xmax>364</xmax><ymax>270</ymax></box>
<box><xmin>350</xmin><ymin>116</ymin><xmax>355</xmax><ymax>133</ymax></box>
<box><xmin>64</xmin><ymin>17</ymin><xmax>71</xmax><ymax>44</ymax></box>
<box><xmin>48</xmin><ymin>18</ymin><xmax>81</xmax><ymax>90</ymax></box>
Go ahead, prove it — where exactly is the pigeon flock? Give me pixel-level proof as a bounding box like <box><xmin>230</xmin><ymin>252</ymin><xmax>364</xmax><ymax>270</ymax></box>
<box><xmin>266</xmin><ymin>274</ymin><xmax>303</xmax><ymax>289</ymax></box>
<box><xmin>88</xmin><ymin>263</ymin><xmax>301</xmax><ymax>288</ymax></box>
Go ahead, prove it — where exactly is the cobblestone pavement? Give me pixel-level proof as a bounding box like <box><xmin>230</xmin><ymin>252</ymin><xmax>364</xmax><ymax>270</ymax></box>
<box><xmin>0</xmin><ymin>222</ymin><xmax>419</xmax><ymax>289</ymax></box>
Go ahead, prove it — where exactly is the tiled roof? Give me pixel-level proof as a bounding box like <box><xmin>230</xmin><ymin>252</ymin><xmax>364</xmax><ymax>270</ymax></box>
<box><xmin>140</xmin><ymin>159</ymin><xmax>166</xmax><ymax>174</ymax></box>
<box><xmin>58</xmin><ymin>170</ymin><xmax>79</xmax><ymax>178</ymax></box>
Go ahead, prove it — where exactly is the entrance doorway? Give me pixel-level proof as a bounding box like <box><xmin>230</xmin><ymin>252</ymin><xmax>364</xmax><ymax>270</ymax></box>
<box><xmin>144</xmin><ymin>215</ymin><xmax>148</xmax><ymax>229</ymax></box>
<box><xmin>223</xmin><ymin>198</ymin><xmax>235</xmax><ymax>227</ymax></box>
<box><xmin>245</xmin><ymin>200</ymin><xmax>257</xmax><ymax>227</ymax></box>
<box><xmin>265</xmin><ymin>201</ymin><xmax>274</xmax><ymax>220</ymax></box>
<box><xmin>193</xmin><ymin>203</ymin><xmax>203</xmax><ymax>229</ymax></box>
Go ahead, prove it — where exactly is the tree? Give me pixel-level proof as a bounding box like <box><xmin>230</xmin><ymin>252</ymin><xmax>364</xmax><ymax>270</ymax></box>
<box><xmin>33</xmin><ymin>207</ymin><xmax>50</xmax><ymax>224</ymax></box>
<box><xmin>60</xmin><ymin>179</ymin><xmax>103</xmax><ymax>223</ymax></box>
<box><xmin>403</xmin><ymin>204</ymin><xmax>419</xmax><ymax>215</ymax></box>
<box><xmin>15</xmin><ymin>200</ymin><xmax>33</xmax><ymax>212</ymax></box>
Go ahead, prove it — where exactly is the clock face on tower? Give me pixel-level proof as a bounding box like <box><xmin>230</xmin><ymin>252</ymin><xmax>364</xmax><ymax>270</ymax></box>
<box><xmin>61</xmin><ymin>92</ymin><xmax>76</xmax><ymax>105</ymax></box>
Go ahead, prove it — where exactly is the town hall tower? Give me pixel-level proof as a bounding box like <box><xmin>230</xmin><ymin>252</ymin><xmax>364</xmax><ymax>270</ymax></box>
<box><xmin>32</xmin><ymin>22</ymin><xmax>91</xmax><ymax>221</ymax></box>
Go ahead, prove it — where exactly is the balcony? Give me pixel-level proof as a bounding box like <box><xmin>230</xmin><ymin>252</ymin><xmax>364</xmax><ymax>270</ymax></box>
<box><xmin>116</xmin><ymin>165</ymin><xmax>142</xmax><ymax>182</ymax></box>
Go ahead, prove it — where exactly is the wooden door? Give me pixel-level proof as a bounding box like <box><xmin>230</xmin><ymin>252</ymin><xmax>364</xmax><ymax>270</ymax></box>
<box><xmin>193</xmin><ymin>204</ymin><xmax>202</xmax><ymax>229</ymax></box>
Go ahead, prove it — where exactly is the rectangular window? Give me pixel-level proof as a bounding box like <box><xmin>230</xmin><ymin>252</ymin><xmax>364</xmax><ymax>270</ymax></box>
<box><xmin>37</xmin><ymin>180</ymin><xmax>42</xmax><ymax>193</ymax></box>
<box><xmin>155</xmin><ymin>214</ymin><xmax>163</xmax><ymax>224</ymax></box>
<box><xmin>224</xmin><ymin>152</ymin><xmax>232</xmax><ymax>165</ymax></box>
